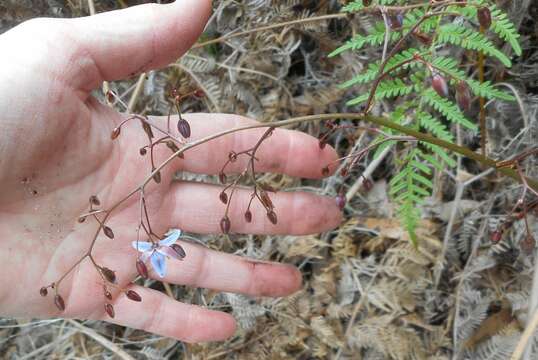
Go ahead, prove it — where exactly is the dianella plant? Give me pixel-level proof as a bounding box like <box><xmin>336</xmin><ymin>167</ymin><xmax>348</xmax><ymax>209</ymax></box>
<box><xmin>329</xmin><ymin>0</ymin><xmax>531</xmax><ymax>245</ymax></box>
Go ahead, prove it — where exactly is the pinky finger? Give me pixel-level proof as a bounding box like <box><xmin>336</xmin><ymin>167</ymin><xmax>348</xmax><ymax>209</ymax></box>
<box><xmin>98</xmin><ymin>285</ymin><xmax>237</xmax><ymax>343</ymax></box>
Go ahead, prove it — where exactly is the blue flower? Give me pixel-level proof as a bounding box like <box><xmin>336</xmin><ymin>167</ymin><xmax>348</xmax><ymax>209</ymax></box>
<box><xmin>132</xmin><ymin>229</ymin><xmax>185</xmax><ymax>278</ymax></box>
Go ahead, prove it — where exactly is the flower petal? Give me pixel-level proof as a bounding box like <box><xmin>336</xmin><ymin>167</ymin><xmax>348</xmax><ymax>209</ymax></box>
<box><xmin>132</xmin><ymin>241</ymin><xmax>152</xmax><ymax>252</ymax></box>
<box><xmin>150</xmin><ymin>251</ymin><xmax>167</xmax><ymax>278</ymax></box>
<box><xmin>159</xmin><ymin>229</ymin><xmax>181</xmax><ymax>246</ymax></box>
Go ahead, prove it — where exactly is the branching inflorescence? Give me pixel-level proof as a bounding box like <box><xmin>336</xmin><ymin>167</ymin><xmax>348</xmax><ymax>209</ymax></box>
<box><xmin>39</xmin><ymin>0</ymin><xmax>537</xmax><ymax>316</ymax></box>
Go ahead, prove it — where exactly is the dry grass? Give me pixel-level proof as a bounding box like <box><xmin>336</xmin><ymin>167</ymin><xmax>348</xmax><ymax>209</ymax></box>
<box><xmin>1</xmin><ymin>0</ymin><xmax>538</xmax><ymax>359</ymax></box>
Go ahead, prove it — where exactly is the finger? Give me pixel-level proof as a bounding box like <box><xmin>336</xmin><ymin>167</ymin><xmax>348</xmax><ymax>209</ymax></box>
<box><xmin>101</xmin><ymin>285</ymin><xmax>236</xmax><ymax>343</ymax></box>
<box><xmin>63</xmin><ymin>0</ymin><xmax>211</xmax><ymax>91</ymax></box>
<box><xmin>145</xmin><ymin>113</ymin><xmax>338</xmax><ymax>179</ymax></box>
<box><xmin>161</xmin><ymin>182</ymin><xmax>342</xmax><ymax>235</ymax></box>
<box><xmin>152</xmin><ymin>242</ymin><xmax>302</xmax><ymax>297</ymax></box>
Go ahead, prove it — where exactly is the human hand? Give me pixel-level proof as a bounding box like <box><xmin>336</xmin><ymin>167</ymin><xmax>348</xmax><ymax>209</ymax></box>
<box><xmin>0</xmin><ymin>0</ymin><xmax>341</xmax><ymax>342</ymax></box>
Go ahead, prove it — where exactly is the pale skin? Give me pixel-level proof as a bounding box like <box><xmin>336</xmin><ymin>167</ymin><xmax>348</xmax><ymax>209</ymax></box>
<box><xmin>0</xmin><ymin>0</ymin><xmax>342</xmax><ymax>342</ymax></box>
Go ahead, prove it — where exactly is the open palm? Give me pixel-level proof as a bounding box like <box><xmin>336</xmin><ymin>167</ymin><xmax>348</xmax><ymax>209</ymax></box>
<box><xmin>0</xmin><ymin>1</ymin><xmax>341</xmax><ymax>342</ymax></box>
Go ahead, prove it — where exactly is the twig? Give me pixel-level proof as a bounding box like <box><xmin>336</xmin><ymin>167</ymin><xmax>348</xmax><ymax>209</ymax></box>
<box><xmin>67</xmin><ymin>319</ymin><xmax>136</xmax><ymax>360</ymax></box>
<box><xmin>478</xmin><ymin>25</ymin><xmax>487</xmax><ymax>156</ymax></box>
<box><xmin>511</xmin><ymin>307</ymin><xmax>538</xmax><ymax>360</ymax></box>
<box><xmin>345</xmin><ymin>144</ymin><xmax>391</xmax><ymax>201</ymax></box>
<box><xmin>127</xmin><ymin>73</ymin><xmax>146</xmax><ymax>113</ymax></box>
<box><xmin>434</xmin><ymin>168</ymin><xmax>494</xmax><ymax>288</ymax></box>
<box><xmin>191</xmin><ymin>14</ymin><xmax>348</xmax><ymax>49</ymax></box>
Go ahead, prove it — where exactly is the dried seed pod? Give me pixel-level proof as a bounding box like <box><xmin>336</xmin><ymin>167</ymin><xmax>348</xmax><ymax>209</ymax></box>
<box><xmin>89</xmin><ymin>195</ymin><xmax>100</xmax><ymax>206</ymax></box>
<box><xmin>388</xmin><ymin>13</ymin><xmax>404</xmax><ymax>30</ymax></box>
<box><xmin>100</xmin><ymin>267</ymin><xmax>117</xmax><ymax>284</ymax></box>
<box><xmin>432</xmin><ymin>73</ymin><xmax>449</xmax><ymax>98</ymax></box>
<box><xmin>260</xmin><ymin>191</ymin><xmax>274</xmax><ymax>209</ymax></box>
<box><xmin>166</xmin><ymin>140</ymin><xmax>179</xmax><ymax>153</ymax></box>
<box><xmin>54</xmin><ymin>294</ymin><xmax>65</xmax><ymax>311</ymax></box>
<box><xmin>126</xmin><ymin>290</ymin><xmax>142</xmax><ymax>302</ymax></box>
<box><xmin>170</xmin><ymin>243</ymin><xmax>187</xmax><ymax>259</ymax></box>
<box><xmin>104</xmin><ymin>288</ymin><xmax>112</xmax><ymax>301</ymax></box>
<box><xmin>111</xmin><ymin>127</ymin><xmax>121</xmax><ymax>140</ymax></box>
<box><xmin>194</xmin><ymin>89</ymin><xmax>205</xmax><ymax>98</ymax></box>
<box><xmin>157</xmin><ymin>244</ymin><xmax>185</xmax><ymax>261</ymax></box>
<box><xmin>321</xmin><ymin>166</ymin><xmax>330</xmax><ymax>176</ymax></box>
<box><xmin>490</xmin><ymin>230</ymin><xmax>502</xmax><ymax>244</ymax></box>
<box><xmin>177</xmin><ymin>119</ymin><xmax>191</xmax><ymax>138</ymax></box>
<box><xmin>219</xmin><ymin>172</ymin><xmax>227</xmax><ymax>184</ymax></box>
<box><xmin>456</xmin><ymin>81</ymin><xmax>471</xmax><ymax>112</ymax></box>
<box><xmin>39</xmin><ymin>287</ymin><xmax>48</xmax><ymax>297</ymax></box>
<box><xmin>139</xmin><ymin>147</ymin><xmax>147</xmax><ymax>156</ymax></box>
<box><xmin>244</xmin><ymin>210</ymin><xmax>252</xmax><ymax>223</ymax></box>
<box><xmin>106</xmin><ymin>90</ymin><xmax>116</xmax><ymax>103</ymax></box>
<box><xmin>152</xmin><ymin>170</ymin><xmax>162</xmax><ymax>184</ymax></box>
<box><xmin>228</xmin><ymin>151</ymin><xmax>238</xmax><ymax>162</ymax></box>
<box><xmin>336</xmin><ymin>193</ymin><xmax>346</xmax><ymax>210</ymax></box>
<box><xmin>219</xmin><ymin>191</ymin><xmax>228</xmax><ymax>204</ymax></box>
<box><xmin>136</xmin><ymin>259</ymin><xmax>149</xmax><ymax>279</ymax></box>
<box><xmin>104</xmin><ymin>303</ymin><xmax>115</xmax><ymax>318</ymax></box>
<box><xmin>318</xmin><ymin>137</ymin><xmax>327</xmax><ymax>149</ymax></box>
<box><xmin>77</xmin><ymin>216</ymin><xmax>86</xmax><ymax>223</ymax></box>
<box><xmin>142</xmin><ymin>121</ymin><xmax>154</xmax><ymax>139</ymax></box>
<box><xmin>362</xmin><ymin>178</ymin><xmax>373</xmax><ymax>191</ymax></box>
<box><xmin>267</xmin><ymin>210</ymin><xmax>278</xmax><ymax>225</ymax></box>
<box><xmin>477</xmin><ymin>7</ymin><xmax>492</xmax><ymax>29</ymax></box>
<box><xmin>259</xmin><ymin>184</ymin><xmax>276</xmax><ymax>193</ymax></box>
<box><xmin>521</xmin><ymin>235</ymin><xmax>536</xmax><ymax>254</ymax></box>
<box><xmin>220</xmin><ymin>216</ymin><xmax>231</xmax><ymax>234</ymax></box>
<box><xmin>103</xmin><ymin>226</ymin><xmax>114</xmax><ymax>239</ymax></box>
<box><xmin>413</xmin><ymin>31</ymin><xmax>432</xmax><ymax>46</ymax></box>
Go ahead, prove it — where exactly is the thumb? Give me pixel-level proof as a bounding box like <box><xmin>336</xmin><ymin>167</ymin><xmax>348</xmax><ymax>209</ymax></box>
<box><xmin>63</xmin><ymin>0</ymin><xmax>211</xmax><ymax>91</ymax></box>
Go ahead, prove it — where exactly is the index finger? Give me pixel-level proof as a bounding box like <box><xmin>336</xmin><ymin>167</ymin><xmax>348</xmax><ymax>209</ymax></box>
<box><xmin>149</xmin><ymin>113</ymin><xmax>338</xmax><ymax>179</ymax></box>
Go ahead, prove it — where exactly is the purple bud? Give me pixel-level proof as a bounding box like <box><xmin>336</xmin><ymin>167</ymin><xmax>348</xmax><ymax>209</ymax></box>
<box><xmin>456</xmin><ymin>81</ymin><xmax>471</xmax><ymax>112</ymax></box>
<box><xmin>477</xmin><ymin>7</ymin><xmax>492</xmax><ymax>29</ymax></box>
<box><xmin>54</xmin><ymin>294</ymin><xmax>65</xmax><ymax>311</ymax></box>
<box><xmin>100</xmin><ymin>267</ymin><xmax>117</xmax><ymax>284</ymax></box>
<box><xmin>111</xmin><ymin>127</ymin><xmax>121</xmax><ymax>140</ymax></box>
<box><xmin>336</xmin><ymin>193</ymin><xmax>346</xmax><ymax>210</ymax></box>
<box><xmin>136</xmin><ymin>259</ymin><xmax>149</xmax><ymax>279</ymax></box>
<box><xmin>170</xmin><ymin>244</ymin><xmax>187</xmax><ymax>259</ymax></box>
<box><xmin>103</xmin><ymin>226</ymin><xmax>114</xmax><ymax>239</ymax></box>
<box><xmin>126</xmin><ymin>290</ymin><xmax>142</xmax><ymax>302</ymax></box>
<box><xmin>220</xmin><ymin>216</ymin><xmax>231</xmax><ymax>234</ymax></box>
<box><xmin>244</xmin><ymin>210</ymin><xmax>252</xmax><ymax>223</ymax></box>
<box><xmin>267</xmin><ymin>211</ymin><xmax>278</xmax><ymax>225</ymax></box>
<box><xmin>491</xmin><ymin>230</ymin><xmax>502</xmax><ymax>244</ymax></box>
<box><xmin>432</xmin><ymin>73</ymin><xmax>449</xmax><ymax>98</ymax></box>
<box><xmin>177</xmin><ymin>119</ymin><xmax>191</xmax><ymax>138</ymax></box>
<box><xmin>104</xmin><ymin>303</ymin><xmax>115</xmax><ymax>318</ymax></box>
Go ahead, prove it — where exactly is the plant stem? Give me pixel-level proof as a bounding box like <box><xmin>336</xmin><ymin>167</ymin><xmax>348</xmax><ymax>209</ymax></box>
<box><xmin>478</xmin><ymin>25</ymin><xmax>487</xmax><ymax>156</ymax></box>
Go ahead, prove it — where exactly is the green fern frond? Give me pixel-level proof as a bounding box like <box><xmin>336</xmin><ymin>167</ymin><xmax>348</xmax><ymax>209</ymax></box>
<box><xmin>430</xmin><ymin>57</ymin><xmax>514</xmax><ymax>101</ymax></box>
<box><xmin>347</xmin><ymin>78</ymin><xmax>414</xmax><ymax>106</ymax></box>
<box><xmin>490</xmin><ymin>5</ymin><xmax>522</xmax><ymax>56</ymax></box>
<box><xmin>420</xmin><ymin>142</ymin><xmax>457</xmax><ymax>168</ymax></box>
<box><xmin>437</xmin><ymin>24</ymin><xmax>512</xmax><ymax>67</ymax></box>
<box><xmin>389</xmin><ymin>148</ymin><xmax>433</xmax><ymax>246</ymax></box>
<box><xmin>448</xmin><ymin>2</ymin><xmax>522</xmax><ymax>56</ymax></box>
<box><xmin>422</xmin><ymin>88</ymin><xmax>477</xmax><ymax>130</ymax></box>
<box><xmin>342</xmin><ymin>0</ymin><xmax>399</xmax><ymax>13</ymax></box>
<box><xmin>416</xmin><ymin>111</ymin><xmax>454</xmax><ymax>142</ymax></box>
<box><xmin>329</xmin><ymin>22</ymin><xmax>400</xmax><ymax>57</ymax></box>
<box><xmin>340</xmin><ymin>48</ymin><xmax>422</xmax><ymax>88</ymax></box>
